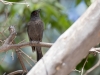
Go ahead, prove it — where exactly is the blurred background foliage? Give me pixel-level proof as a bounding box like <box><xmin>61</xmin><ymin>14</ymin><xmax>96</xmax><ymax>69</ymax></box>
<box><xmin>0</xmin><ymin>0</ymin><xmax>99</xmax><ymax>75</ymax></box>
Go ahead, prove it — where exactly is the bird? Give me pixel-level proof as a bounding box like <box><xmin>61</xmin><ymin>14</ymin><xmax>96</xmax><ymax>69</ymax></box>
<box><xmin>27</xmin><ymin>9</ymin><xmax>44</xmax><ymax>61</ymax></box>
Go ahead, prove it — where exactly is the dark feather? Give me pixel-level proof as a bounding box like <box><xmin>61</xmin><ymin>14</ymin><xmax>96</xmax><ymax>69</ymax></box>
<box><xmin>27</xmin><ymin>10</ymin><xmax>44</xmax><ymax>61</ymax></box>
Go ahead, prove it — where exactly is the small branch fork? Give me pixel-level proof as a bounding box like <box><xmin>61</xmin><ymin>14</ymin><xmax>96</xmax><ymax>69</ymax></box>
<box><xmin>0</xmin><ymin>26</ymin><xmax>52</xmax><ymax>75</ymax></box>
<box><xmin>1</xmin><ymin>26</ymin><xmax>27</xmax><ymax>74</ymax></box>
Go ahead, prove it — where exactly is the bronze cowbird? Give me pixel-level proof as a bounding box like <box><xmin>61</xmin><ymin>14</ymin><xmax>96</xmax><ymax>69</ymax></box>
<box><xmin>27</xmin><ymin>9</ymin><xmax>44</xmax><ymax>61</ymax></box>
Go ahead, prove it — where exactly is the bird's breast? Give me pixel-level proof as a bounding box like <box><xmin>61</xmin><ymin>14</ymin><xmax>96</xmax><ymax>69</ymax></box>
<box><xmin>27</xmin><ymin>20</ymin><xmax>43</xmax><ymax>40</ymax></box>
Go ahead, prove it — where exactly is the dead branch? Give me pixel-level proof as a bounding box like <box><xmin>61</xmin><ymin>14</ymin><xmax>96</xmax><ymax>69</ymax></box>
<box><xmin>0</xmin><ymin>41</ymin><xmax>53</xmax><ymax>53</ymax></box>
<box><xmin>3</xmin><ymin>26</ymin><xmax>16</xmax><ymax>45</ymax></box>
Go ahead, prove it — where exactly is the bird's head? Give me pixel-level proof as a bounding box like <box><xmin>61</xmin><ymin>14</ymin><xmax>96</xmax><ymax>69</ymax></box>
<box><xmin>31</xmin><ymin>9</ymin><xmax>41</xmax><ymax>18</ymax></box>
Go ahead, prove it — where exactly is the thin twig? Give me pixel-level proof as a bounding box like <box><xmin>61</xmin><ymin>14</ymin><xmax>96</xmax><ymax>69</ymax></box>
<box><xmin>81</xmin><ymin>55</ymin><xmax>89</xmax><ymax>75</ymax></box>
<box><xmin>20</xmin><ymin>49</ymin><xmax>37</xmax><ymax>63</ymax></box>
<box><xmin>18</xmin><ymin>39</ymin><xmax>26</xmax><ymax>44</ymax></box>
<box><xmin>84</xmin><ymin>54</ymin><xmax>100</xmax><ymax>75</ymax></box>
<box><xmin>7</xmin><ymin>70</ymin><xmax>25</xmax><ymax>75</ymax></box>
<box><xmin>0</xmin><ymin>40</ymin><xmax>3</xmax><ymax>43</ymax></box>
<box><xmin>0</xmin><ymin>32</ymin><xmax>7</xmax><ymax>38</ymax></box>
<box><xmin>73</xmin><ymin>69</ymin><xmax>81</xmax><ymax>73</ymax></box>
<box><xmin>84</xmin><ymin>60</ymin><xmax>100</xmax><ymax>75</ymax></box>
<box><xmin>21</xmin><ymin>54</ymin><xmax>33</xmax><ymax>67</ymax></box>
<box><xmin>3</xmin><ymin>26</ymin><xmax>16</xmax><ymax>45</ymax></box>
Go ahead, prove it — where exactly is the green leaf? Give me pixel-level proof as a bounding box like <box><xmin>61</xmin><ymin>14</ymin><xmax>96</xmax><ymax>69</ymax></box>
<box><xmin>84</xmin><ymin>0</ymin><xmax>91</xmax><ymax>6</ymax></box>
<box><xmin>76</xmin><ymin>0</ymin><xmax>82</xmax><ymax>6</ymax></box>
<box><xmin>5</xmin><ymin>0</ymin><xmax>22</xmax><ymax>2</ymax></box>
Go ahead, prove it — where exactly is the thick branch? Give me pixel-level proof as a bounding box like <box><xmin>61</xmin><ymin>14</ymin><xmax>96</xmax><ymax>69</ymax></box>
<box><xmin>27</xmin><ymin>0</ymin><xmax>100</xmax><ymax>75</ymax></box>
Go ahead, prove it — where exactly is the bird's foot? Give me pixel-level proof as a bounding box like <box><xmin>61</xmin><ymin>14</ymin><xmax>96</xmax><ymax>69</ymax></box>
<box><xmin>37</xmin><ymin>41</ymin><xmax>40</xmax><ymax>43</ymax></box>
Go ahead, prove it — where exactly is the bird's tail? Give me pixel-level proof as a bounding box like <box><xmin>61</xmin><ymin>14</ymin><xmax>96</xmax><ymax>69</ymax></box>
<box><xmin>36</xmin><ymin>46</ymin><xmax>43</xmax><ymax>61</ymax></box>
<box><xmin>32</xmin><ymin>46</ymin><xmax>35</xmax><ymax>52</ymax></box>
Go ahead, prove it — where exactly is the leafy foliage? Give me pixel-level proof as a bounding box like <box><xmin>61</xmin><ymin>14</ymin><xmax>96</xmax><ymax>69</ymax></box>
<box><xmin>76</xmin><ymin>0</ymin><xmax>82</xmax><ymax>6</ymax></box>
<box><xmin>76</xmin><ymin>0</ymin><xmax>91</xmax><ymax>6</ymax></box>
<box><xmin>84</xmin><ymin>0</ymin><xmax>91</xmax><ymax>6</ymax></box>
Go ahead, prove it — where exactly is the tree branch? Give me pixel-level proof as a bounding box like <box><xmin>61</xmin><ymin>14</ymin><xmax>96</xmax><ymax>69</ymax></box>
<box><xmin>0</xmin><ymin>41</ymin><xmax>53</xmax><ymax>53</ymax></box>
<box><xmin>3</xmin><ymin>26</ymin><xmax>16</xmax><ymax>45</ymax></box>
<box><xmin>15</xmin><ymin>49</ymin><xmax>28</xmax><ymax>73</ymax></box>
